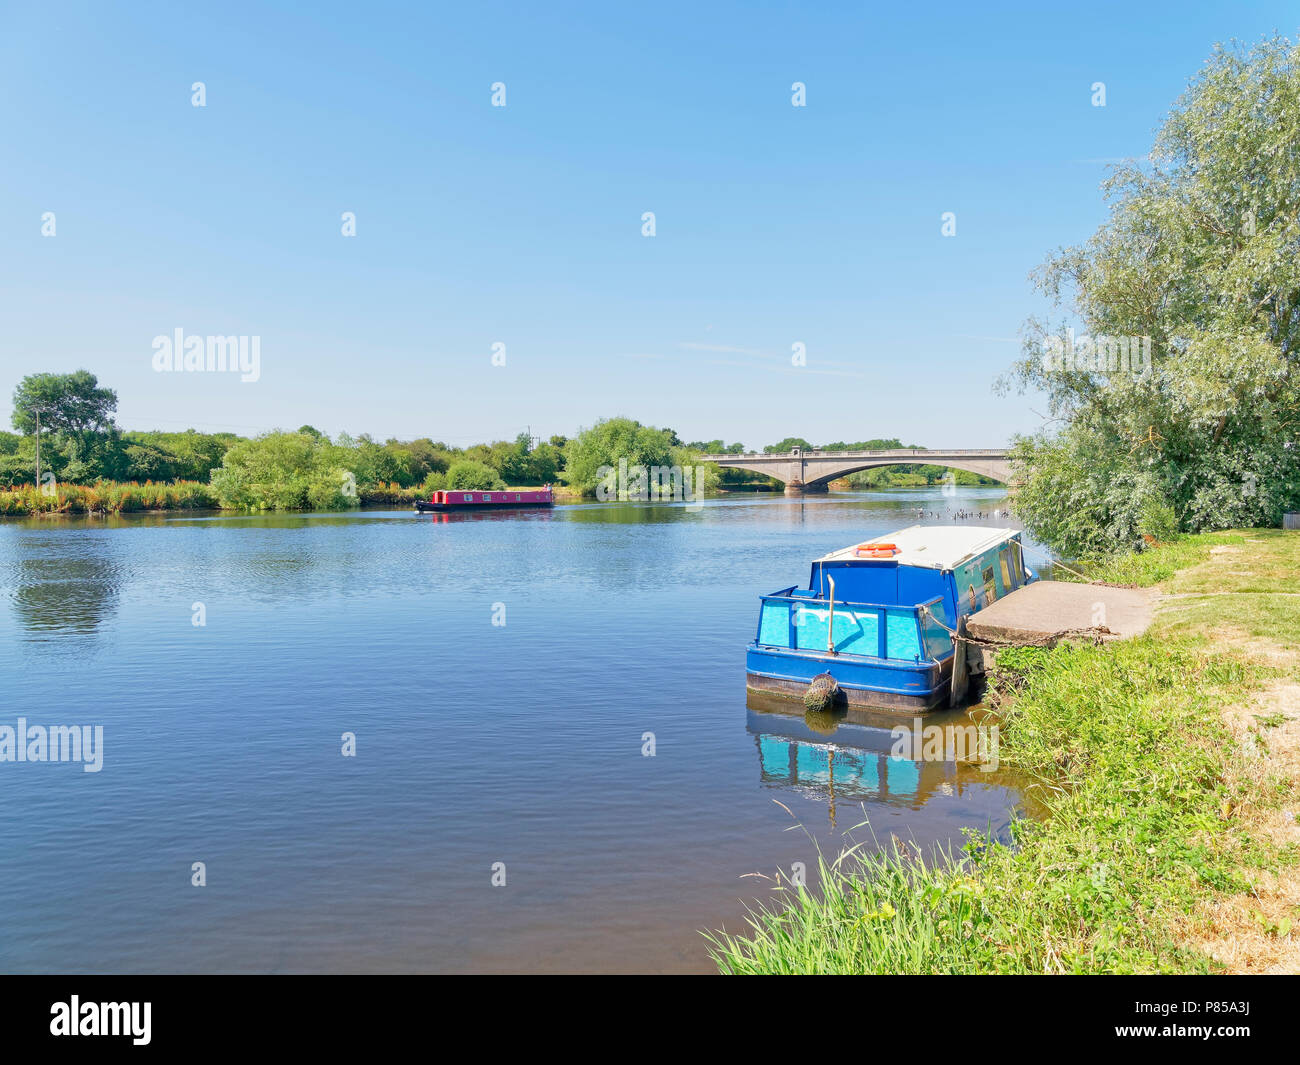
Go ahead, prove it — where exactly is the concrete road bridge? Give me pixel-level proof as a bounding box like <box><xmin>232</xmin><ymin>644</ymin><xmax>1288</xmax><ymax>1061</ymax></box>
<box><xmin>698</xmin><ymin>447</ymin><xmax>1015</xmax><ymax>494</ymax></box>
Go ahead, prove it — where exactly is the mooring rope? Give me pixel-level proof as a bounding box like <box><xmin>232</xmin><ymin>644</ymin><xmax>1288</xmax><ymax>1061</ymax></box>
<box><xmin>1024</xmin><ymin>552</ymin><xmax>1127</xmax><ymax>585</ymax></box>
<box><xmin>1041</xmin><ymin>556</ymin><xmax>1092</xmax><ymax>580</ymax></box>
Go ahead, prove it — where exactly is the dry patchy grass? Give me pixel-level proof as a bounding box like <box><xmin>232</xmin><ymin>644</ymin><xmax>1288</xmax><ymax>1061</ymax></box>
<box><xmin>1158</xmin><ymin>532</ymin><xmax>1300</xmax><ymax>972</ymax></box>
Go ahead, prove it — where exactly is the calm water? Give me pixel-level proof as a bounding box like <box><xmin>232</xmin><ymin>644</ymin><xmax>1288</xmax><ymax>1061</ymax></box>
<box><xmin>0</xmin><ymin>487</ymin><xmax>1039</xmax><ymax>973</ymax></box>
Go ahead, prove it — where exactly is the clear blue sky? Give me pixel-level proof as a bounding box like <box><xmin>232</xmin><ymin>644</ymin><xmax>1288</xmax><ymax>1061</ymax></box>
<box><xmin>1</xmin><ymin>1</ymin><xmax>1294</xmax><ymax>449</ymax></box>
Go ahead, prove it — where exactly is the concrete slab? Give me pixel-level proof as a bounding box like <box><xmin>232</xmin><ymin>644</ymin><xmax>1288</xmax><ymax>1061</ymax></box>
<box><xmin>965</xmin><ymin>580</ymin><xmax>1153</xmax><ymax>646</ymax></box>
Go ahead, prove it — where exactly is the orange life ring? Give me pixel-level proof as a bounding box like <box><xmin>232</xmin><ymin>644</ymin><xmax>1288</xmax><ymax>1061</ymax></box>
<box><xmin>854</xmin><ymin>542</ymin><xmax>899</xmax><ymax>558</ymax></box>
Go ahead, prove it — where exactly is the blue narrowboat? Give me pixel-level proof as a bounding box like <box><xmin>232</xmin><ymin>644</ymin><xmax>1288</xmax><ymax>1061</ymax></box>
<box><xmin>746</xmin><ymin>526</ymin><xmax>1036</xmax><ymax>712</ymax></box>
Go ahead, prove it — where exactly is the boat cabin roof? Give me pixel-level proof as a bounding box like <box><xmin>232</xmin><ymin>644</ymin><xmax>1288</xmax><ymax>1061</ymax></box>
<box><xmin>815</xmin><ymin>525</ymin><xmax>1020</xmax><ymax>571</ymax></box>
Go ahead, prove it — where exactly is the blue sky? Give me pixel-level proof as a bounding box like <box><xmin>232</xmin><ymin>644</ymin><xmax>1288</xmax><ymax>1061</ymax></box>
<box><xmin>1</xmin><ymin>1</ymin><xmax>1295</xmax><ymax>449</ymax></box>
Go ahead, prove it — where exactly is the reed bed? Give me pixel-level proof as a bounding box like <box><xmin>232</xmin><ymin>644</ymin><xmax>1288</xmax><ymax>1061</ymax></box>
<box><xmin>0</xmin><ymin>481</ymin><xmax>218</xmax><ymax>514</ymax></box>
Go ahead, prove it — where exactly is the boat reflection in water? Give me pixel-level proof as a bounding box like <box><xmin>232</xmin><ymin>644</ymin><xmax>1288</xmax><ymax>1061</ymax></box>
<box><xmin>418</xmin><ymin>508</ymin><xmax>556</xmax><ymax>524</ymax></box>
<box><xmin>746</xmin><ymin>690</ymin><xmax>1032</xmax><ymax>835</ymax></box>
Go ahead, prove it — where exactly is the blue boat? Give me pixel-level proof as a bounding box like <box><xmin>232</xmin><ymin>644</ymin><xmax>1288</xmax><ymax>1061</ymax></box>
<box><xmin>746</xmin><ymin>525</ymin><xmax>1036</xmax><ymax>713</ymax></box>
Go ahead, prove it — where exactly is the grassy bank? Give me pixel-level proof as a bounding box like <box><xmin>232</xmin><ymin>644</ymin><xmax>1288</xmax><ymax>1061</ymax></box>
<box><xmin>1058</xmin><ymin>532</ymin><xmax>1247</xmax><ymax>587</ymax></box>
<box><xmin>708</xmin><ymin>529</ymin><xmax>1300</xmax><ymax>973</ymax></box>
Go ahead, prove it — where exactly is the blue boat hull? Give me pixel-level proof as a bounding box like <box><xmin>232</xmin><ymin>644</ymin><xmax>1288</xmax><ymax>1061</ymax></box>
<box><xmin>745</xmin><ymin>645</ymin><xmax>953</xmax><ymax>712</ymax></box>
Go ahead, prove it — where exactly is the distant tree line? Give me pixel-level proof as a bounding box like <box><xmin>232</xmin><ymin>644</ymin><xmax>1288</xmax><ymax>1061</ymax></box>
<box><xmin>2</xmin><ymin>379</ymin><xmax>724</xmax><ymax>510</ymax></box>
<box><xmin>2</xmin><ymin>372</ymin><xmax>573</xmax><ymax>509</ymax></box>
<box><xmin>4</xmin><ymin>373</ymin><xmax>998</xmax><ymax>511</ymax></box>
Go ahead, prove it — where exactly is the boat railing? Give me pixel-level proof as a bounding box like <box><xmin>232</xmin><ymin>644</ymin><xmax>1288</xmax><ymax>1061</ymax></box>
<box><xmin>759</xmin><ymin>590</ymin><xmax>914</xmax><ymax>613</ymax></box>
<box><xmin>756</xmin><ymin>592</ymin><xmax>954</xmax><ymax>662</ymax></box>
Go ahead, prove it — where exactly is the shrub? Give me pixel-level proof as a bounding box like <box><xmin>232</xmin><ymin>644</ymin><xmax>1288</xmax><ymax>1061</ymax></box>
<box><xmin>444</xmin><ymin>459</ymin><xmax>505</xmax><ymax>490</ymax></box>
<box><xmin>208</xmin><ymin>432</ymin><xmax>360</xmax><ymax>511</ymax></box>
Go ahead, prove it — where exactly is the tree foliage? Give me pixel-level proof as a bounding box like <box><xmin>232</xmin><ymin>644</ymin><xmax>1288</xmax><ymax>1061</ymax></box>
<box><xmin>762</xmin><ymin>436</ymin><xmax>813</xmax><ymax>454</ymax></box>
<box><xmin>562</xmin><ymin>417</ymin><xmax>719</xmax><ymax>496</ymax></box>
<box><xmin>445</xmin><ymin>459</ymin><xmax>507</xmax><ymax>490</ymax></box>
<box><xmin>12</xmin><ymin>370</ymin><xmax>117</xmax><ymax>436</ymax></box>
<box><xmin>1005</xmin><ymin>36</ymin><xmax>1300</xmax><ymax>555</ymax></box>
<box><xmin>209</xmin><ymin>432</ymin><xmax>360</xmax><ymax>510</ymax></box>
<box><xmin>9</xmin><ymin>371</ymin><xmax>121</xmax><ymax>483</ymax></box>
<box><xmin>564</xmin><ymin>418</ymin><xmax>676</xmax><ymax>494</ymax></box>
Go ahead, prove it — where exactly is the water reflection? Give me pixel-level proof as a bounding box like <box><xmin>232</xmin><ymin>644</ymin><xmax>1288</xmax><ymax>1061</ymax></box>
<box><xmin>746</xmin><ymin>691</ymin><xmax>1038</xmax><ymax>837</ymax></box>
<box><xmin>417</xmin><ymin>508</ymin><xmax>556</xmax><ymax>524</ymax></box>
<box><xmin>9</xmin><ymin>537</ymin><xmax>122</xmax><ymax>638</ymax></box>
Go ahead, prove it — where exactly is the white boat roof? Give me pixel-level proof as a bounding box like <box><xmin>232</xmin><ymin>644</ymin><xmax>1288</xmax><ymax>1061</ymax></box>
<box><xmin>815</xmin><ymin>525</ymin><xmax>1020</xmax><ymax>570</ymax></box>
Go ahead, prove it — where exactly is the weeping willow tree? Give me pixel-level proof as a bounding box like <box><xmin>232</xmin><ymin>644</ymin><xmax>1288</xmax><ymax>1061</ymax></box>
<box><xmin>1004</xmin><ymin>36</ymin><xmax>1300</xmax><ymax>557</ymax></box>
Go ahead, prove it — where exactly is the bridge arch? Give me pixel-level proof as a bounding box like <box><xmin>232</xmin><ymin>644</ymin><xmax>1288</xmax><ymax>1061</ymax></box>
<box><xmin>800</xmin><ymin>459</ymin><xmax>1010</xmax><ymax>488</ymax></box>
<box><xmin>698</xmin><ymin>448</ymin><xmax>1015</xmax><ymax>494</ymax></box>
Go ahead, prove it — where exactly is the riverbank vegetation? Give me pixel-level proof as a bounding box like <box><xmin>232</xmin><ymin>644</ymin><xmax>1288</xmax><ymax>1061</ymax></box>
<box><xmin>1</xmin><ymin>376</ymin><xmax>715</xmax><ymax>511</ymax></box>
<box><xmin>4</xmin><ymin>371</ymin><xmax>1010</xmax><ymax>512</ymax></box>
<box><xmin>0</xmin><ymin>481</ymin><xmax>218</xmax><ymax>514</ymax></box>
<box><xmin>1005</xmin><ymin>37</ymin><xmax>1300</xmax><ymax>558</ymax></box>
<box><xmin>563</xmin><ymin>417</ymin><xmax>719</xmax><ymax>497</ymax></box>
<box><xmin>709</xmin><ymin>529</ymin><xmax>1300</xmax><ymax>974</ymax></box>
<box><xmin>4</xmin><ymin>371</ymin><xmax>1011</xmax><ymax>512</ymax></box>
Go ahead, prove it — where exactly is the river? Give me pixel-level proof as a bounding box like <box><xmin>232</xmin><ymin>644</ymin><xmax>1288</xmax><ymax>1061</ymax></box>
<box><xmin>0</xmin><ymin>486</ymin><xmax>1040</xmax><ymax>973</ymax></box>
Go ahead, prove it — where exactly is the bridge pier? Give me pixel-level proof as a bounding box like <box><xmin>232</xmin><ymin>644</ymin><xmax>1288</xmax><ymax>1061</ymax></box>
<box><xmin>784</xmin><ymin>481</ymin><xmax>828</xmax><ymax>496</ymax></box>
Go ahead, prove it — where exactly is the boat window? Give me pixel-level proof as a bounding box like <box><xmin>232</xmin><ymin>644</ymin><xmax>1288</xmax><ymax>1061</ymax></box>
<box><xmin>463</xmin><ymin>494</ymin><xmax>473</xmax><ymax>502</ymax></box>
<box><xmin>982</xmin><ymin>565</ymin><xmax>997</xmax><ymax>605</ymax></box>
<box><xmin>999</xmin><ymin>548</ymin><xmax>1014</xmax><ymax>591</ymax></box>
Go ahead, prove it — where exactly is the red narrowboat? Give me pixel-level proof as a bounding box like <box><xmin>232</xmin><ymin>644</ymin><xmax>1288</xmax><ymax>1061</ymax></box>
<box><xmin>414</xmin><ymin>485</ymin><xmax>554</xmax><ymax>512</ymax></box>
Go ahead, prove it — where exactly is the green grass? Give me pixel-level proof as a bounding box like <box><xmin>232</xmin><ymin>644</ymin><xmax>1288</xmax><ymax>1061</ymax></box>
<box><xmin>1060</xmin><ymin>531</ymin><xmax>1247</xmax><ymax>587</ymax></box>
<box><xmin>708</xmin><ymin>528</ymin><xmax>1300</xmax><ymax>974</ymax></box>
